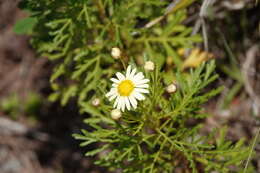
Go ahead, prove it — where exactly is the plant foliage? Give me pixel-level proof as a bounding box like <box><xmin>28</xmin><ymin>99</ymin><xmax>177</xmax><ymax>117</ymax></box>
<box><xmin>17</xmin><ymin>0</ymin><xmax>253</xmax><ymax>172</ymax></box>
<box><xmin>74</xmin><ymin>62</ymin><xmax>250</xmax><ymax>172</ymax></box>
<box><xmin>17</xmin><ymin>0</ymin><xmax>201</xmax><ymax>108</ymax></box>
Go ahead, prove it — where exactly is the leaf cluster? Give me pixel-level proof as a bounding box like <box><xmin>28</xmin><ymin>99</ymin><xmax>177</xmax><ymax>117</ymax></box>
<box><xmin>17</xmin><ymin>0</ymin><xmax>201</xmax><ymax>108</ymax></box>
<box><xmin>16</xmin><ymin>0</ymin><xmax>253</xmax><ymax>172</ymax></box>
<box><xmin>74</xmin><ymin>62</ymin><xmax>251</xmax><ymax>173</ymax></box>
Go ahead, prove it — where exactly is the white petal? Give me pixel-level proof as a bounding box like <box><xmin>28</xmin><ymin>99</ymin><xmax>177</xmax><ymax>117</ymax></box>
<box><xmin>129</xmin><ymin>68</ymin><xmax>137</xmax><ymax>78</ymax></box>
<box><xmin>126</xmin><ymin>65</ymin><xmax>132</xmax><ymax>78</ymax></box>
<box><xmin>135</xmin><ymin>88</ymin><xmax>149</xmax><ymax>94</ymax></box>
<box><xmin>120</xmin><ymin>97</ymin><xmax>126</xmax><ymax>112</ymax></box>
<box><xmin>134</xmin><ymin>72</ymin><xmax>144</xmax><ymax>80</ymax></box>
<box><xmin>124</xmin><ymin>97</ymin><xmax>131</xmax><ymax>110</ymax></box>
<box><xmin>134</xmin><ymin>79</ymin><xmax>149</xmax><ymax>85</ymax></box>
<box><xmin>116</xmin><ymin>72</ymin><xmax>125</xmax><ymax>81</ymax></box>
<box><xmin>133</xmin><ymin>91</ymin><xmax>145</xmax><ymax>100</ymax></box>
<box><xmin>110</xmin><ymin>78</ymin><xmax>120</xmax><ymax>83</ymax></box>
<box><xmin>106</xmin><ymin>88</ymin><xmax>116</xmax><ymax>97</ymax></box>
<box><xmin>129</xmin><ymin>95</ymin><xmax>137</xmax><ymax>109</ymax></box>
<box><xmin>113</xmin><ymin>96</ymin><xmax>120</xmax><ymax>108</ymax></box>
<box><xmin>109</xmin><ymin>93</ymin><xmax>118</xmax><ymax>101</ymax></box>
<box><xmin>112</xmin><ymin>83</ymin><xmax>118</xmax><ymax>87</ymax></box>
<box><xmin>136</xmin><ymin>84</ymin><xmax>149</xmax><ymax>88</ymax></box>
<box><xmin>116</xmin><ymin>96</ymin><xmax>123</xmax><ymax>110</ymax></box>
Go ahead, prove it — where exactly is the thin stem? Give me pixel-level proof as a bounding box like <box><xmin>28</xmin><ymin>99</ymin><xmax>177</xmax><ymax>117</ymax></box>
<box><xmin>243</xmin><ymin>127</ymin><xmax>260</xmax><ymax>173</ymax></box>
<box><xmin>150</xmin><ymin>138</ymin><xmax>167</xmax><ymax>173</ymax></box>
<box><xmin>120</xmin><ymin>58</ymin><xmax>127</xmax><ymax>70</ymax></box>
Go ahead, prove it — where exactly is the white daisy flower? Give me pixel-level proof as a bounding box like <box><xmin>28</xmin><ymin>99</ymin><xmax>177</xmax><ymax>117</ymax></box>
<box><xmin>106</xmin><ymin>65</ymin><xmax>149</xmax><ymax>112</ymax></box>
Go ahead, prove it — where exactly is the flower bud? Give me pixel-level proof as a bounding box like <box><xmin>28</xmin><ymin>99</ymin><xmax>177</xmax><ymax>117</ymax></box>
<box><xmin>111</xmin><ymin>47</ymin><xmax>121</xmax><ymax>59</ymax></box>
<box><xmin>92</xmin><ymin>98</ymin><xmax>100</xmax><ymax>107</ymax></box>
<box><xmin>144</xmin><ymin>61</ymin><xmax>155</xmax><ymax>71</ymax></box>
<box><xmin>111</xmin><ymin>109</ymin><xmax>122</xmax><ymax>120</ymax></box>
<box><xmin>166</xmin><ymin>83</ymin><xmax>177</xmax><ymax>94</ymax></box>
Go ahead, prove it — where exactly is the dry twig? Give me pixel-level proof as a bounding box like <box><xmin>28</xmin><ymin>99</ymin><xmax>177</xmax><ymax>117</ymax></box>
<box><xmin>242</xmin><ymin>45</ymin><xmax>260</xmax><ymax>115</ymax></box>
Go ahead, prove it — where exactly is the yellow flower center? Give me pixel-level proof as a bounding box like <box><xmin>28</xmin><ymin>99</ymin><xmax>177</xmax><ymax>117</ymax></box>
<box><xmin>117</xmin><ymin>80</ymin><xmax>134</xmax><ymax>96</ymax></box>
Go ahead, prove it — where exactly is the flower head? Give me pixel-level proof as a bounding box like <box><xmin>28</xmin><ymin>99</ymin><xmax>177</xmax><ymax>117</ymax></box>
<box><xmin>91</xmin><ymin>98</ymin><xmax>100</xmax><ymax>107</ymax></box>
<box><xmin>144</xmin><ymin>61</ymin><xmax>155</xmax><ymax>71</ymax></box>
<box><xmin>111</xmin><ymin>47</ymin><xmax>121</xmax><ymax>59</ymax></box>
<box><xmin>166</xmin><ymin>83</ymin><xmax>177</xmax><ymax>94</ymax></box>
<box><xmin>111</xmin><ymin>109</ymin><xmax>122</xmax><ymax>120</ymax></box>
<box><xmin>106</xmin><ymin>65</ymin><xmax>149</xmax><ymax>111</ymax></box>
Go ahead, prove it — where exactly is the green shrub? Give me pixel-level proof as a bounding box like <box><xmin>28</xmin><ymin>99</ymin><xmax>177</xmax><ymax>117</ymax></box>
<box><xmin>17</xmin><ymin>0</ymin><xmax>253</xmax><ymax>172</ymax></box>
<box><xmin>74</xmin><ymin>62</ymin><xmax>250</xmax><ymax>172</ymax></box>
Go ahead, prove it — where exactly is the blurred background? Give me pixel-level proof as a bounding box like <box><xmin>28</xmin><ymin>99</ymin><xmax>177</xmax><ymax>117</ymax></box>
<box><xmin>0</xmin><ymin>0</ymin><xmax>259</xmax><ymax>173</ymax></box>
<box><xmin>0</xmin><ymin>1</ymin><xmax>104</xmax><ymax>173</ymax></box>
